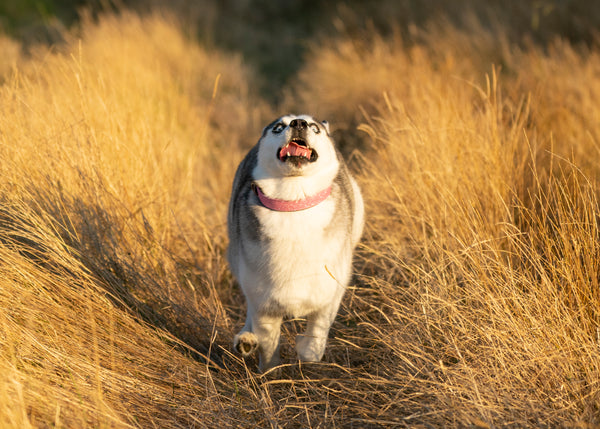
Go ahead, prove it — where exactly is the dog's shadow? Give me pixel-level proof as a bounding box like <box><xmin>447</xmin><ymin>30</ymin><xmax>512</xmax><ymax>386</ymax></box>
<box><xmin>0</xmin><ymin>189</ymin><xmax>238</xmax><ymax>370</ymax></box>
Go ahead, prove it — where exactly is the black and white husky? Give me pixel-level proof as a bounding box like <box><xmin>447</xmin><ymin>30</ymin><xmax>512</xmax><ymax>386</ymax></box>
<box><xmin>227</xmin><ymin>114</ymin><xmax>364</xmax><ymax>371</ymax></box>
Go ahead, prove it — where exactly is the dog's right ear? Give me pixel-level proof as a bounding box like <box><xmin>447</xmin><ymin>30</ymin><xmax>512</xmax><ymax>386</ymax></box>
<box><xmin>321</xmin><ymin>120</ymin><xmax>330</xmax><ymax>135</ymax></box>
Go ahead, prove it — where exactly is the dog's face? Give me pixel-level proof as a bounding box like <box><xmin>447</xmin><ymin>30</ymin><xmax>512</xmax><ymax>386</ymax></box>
<box><xmin>256</xmin><ymin>114</ymin><xmax>338</xmax><ymax>177</ymax></box>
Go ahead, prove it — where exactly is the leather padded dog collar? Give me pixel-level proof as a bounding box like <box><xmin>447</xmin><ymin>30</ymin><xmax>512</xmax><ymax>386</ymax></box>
<box><xmin>252</xmin><ymin>183</ymin><xmax>332</xmax><ymax>212</ymax></box>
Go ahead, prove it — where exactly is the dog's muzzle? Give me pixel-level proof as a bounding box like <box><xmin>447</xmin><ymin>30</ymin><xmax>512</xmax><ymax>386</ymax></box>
<box><xmin>277</xmin><ymin>119</ymin><xmax>318</xmax><ymax>166</ymax></box>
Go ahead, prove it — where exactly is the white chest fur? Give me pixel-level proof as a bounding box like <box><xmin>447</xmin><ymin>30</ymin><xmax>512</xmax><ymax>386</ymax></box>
<box><xmin>236</xmin><ymin>189</ymin><xmax>350</xmax><ymax>319</ymax></box>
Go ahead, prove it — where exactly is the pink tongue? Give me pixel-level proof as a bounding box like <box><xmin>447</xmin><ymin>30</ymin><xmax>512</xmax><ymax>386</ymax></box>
<box><xmin>280</xmin><ymin>142</ymin><xmax>311</xmax><ymax>159</ymax></box>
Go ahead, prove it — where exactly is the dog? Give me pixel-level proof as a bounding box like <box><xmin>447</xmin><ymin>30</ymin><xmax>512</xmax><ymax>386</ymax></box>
<box><xmin>227</xmin><ymin>114</ymin><xmax>364</xmax><ymax>371</ymax></box>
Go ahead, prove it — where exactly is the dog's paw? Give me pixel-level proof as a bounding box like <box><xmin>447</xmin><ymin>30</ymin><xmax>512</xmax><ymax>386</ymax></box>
<box><xmin>296</xmin><ymin>335</ymin><xmax>325</xmax><ymax>362</ymax></box>
<box><xmin>234</xmin><ymin>331</ymin><xmax>259</xmax><ymax>357</ymax></box>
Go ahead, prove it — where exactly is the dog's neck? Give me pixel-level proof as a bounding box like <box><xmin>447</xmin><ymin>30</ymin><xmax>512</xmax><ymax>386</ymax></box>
<box><xmin>252</xmin><ymin>183</ymin><xmax>331</xmax><ymax>212</ymax></box>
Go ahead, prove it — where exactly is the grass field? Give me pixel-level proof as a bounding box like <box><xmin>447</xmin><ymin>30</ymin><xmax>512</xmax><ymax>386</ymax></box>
<box><xmin>0</xmin><ymin>2</ymin><xmax>599</xmax><ymax>427</ymax></box>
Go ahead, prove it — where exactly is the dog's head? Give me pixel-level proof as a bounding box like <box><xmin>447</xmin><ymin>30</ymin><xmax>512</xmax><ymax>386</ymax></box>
<box><xmin>255</xmin><ymin>114</ymin><xmax>338</xmax><ymax>178</ymax></box>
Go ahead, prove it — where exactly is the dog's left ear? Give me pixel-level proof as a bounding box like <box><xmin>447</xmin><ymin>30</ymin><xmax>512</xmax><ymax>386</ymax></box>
<box><xmin>321</xmin><ymin>120</ymin><xmax>330</xmax><ymax>134</ymax></box>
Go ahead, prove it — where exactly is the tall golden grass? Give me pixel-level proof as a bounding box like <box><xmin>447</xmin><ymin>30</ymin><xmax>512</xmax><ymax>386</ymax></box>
<box><xmin>292</xmin><ymin>21</ymin><xmax>600</xmax><ymax>426</ymax></box>
<box><xmin>0</xmin><ymin>11</ymin><xmax>267</xmax><ymax>427</ymax></box>
<box><xmin>0</xmin><ymin>7</ymin><xmax>599</xmax><ymax>427</ymax></box>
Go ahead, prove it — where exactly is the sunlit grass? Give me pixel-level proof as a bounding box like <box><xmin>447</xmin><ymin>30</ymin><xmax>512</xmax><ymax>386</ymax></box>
<box><xmin>0</xmin><ymin>6</ymin><xmax>598</xmax><ymax>427</ymax></box>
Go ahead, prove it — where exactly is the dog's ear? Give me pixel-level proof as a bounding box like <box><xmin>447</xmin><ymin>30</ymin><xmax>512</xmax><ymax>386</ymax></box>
<box><xmin>321</xmin><ymin>120</ymin><xmax>330</xmax><ymax>134</ymax></box>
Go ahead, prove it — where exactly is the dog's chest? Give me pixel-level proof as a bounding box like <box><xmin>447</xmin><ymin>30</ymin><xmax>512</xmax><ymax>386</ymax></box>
<box><xmin>255</xmin><ymin>199</ymin><xmax>336</xmax><ymax>252</ymax></box>
<box><xmin>249</xmin><ymin>199</ymin><xmax>346</xmax><ymax>315</ymax></box>
<box><xmin>253</xmin><ymin>198</ymin><xmax>343</xmax><ymax>277</ymax></box>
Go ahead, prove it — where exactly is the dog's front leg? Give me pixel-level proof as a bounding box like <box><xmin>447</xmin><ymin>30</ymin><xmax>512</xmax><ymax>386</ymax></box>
<box><xmin>252</xmin><ymin>314</ymin><xmax>283</xmax><ymax>372</ymax></box>
<box><xmin>296</xmin><ymin>304</ymin><xmax>340</xmax><ymax>363</ymax></box>
<box><xmin>233</xmin><ymin>310</ymin><xmax>258</xmax><ymax>357</ymax></box>
<box><xmin>234</xmin><ymin>303</ymin><xmax>282</xmax><ymax>372</ymax></box>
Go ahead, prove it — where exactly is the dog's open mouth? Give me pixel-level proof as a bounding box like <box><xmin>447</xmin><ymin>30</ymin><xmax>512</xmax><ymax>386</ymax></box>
<box><xmin>278</xmin><ymin>138</ymin><xmax>318</xmax><ymax>166</ymax></box>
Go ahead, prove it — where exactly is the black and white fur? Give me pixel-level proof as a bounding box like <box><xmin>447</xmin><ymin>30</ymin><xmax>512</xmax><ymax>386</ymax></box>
<box><xmin>227</xmin><ymin>114</ymin><xmax>364</xmax><ymax>371</ymax></box>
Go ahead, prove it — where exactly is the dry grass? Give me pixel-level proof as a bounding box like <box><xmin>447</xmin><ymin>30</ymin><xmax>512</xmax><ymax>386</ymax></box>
<box><xmin>0</xmin><ymin>4</ymin><xmax>599</xmax><ymax>428</ymax></box>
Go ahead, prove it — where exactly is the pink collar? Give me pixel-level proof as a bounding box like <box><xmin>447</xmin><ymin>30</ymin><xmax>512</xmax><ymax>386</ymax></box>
<box><xmin>252</xmin><ymin>183</ymin><xmax>332</xmax><ymax>212</ymax></box>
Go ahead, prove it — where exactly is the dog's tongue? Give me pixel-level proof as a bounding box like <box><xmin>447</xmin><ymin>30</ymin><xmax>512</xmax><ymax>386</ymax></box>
<box><xmin>280</xmin><ymin>142</ymin><xmax>312</xmax><ymax>159</ymax></box>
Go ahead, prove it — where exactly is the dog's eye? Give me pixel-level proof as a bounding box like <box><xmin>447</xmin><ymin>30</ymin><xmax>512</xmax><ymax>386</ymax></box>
<box><xmin>309</xmin><ymin>123</ymin><xmax>320</xmax><ymax>134</ymax></box>
<box><xmin>272</xmin><ymin>123</ymin><xmax>285</xmax><ymax>133</ymax></box>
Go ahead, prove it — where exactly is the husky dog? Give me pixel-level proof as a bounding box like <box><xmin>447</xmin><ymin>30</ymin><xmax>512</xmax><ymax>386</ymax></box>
<box><xmin>227</xmin><ymin>114</ymin><xmax>364</xmax><ymax>371</ymax></box>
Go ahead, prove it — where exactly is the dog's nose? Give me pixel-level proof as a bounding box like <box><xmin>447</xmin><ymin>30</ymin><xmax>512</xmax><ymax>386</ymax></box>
<box><xmin>289</xmin><ymin>119</ymin><xmax>308</xmax><ymax>130</ymax></box>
